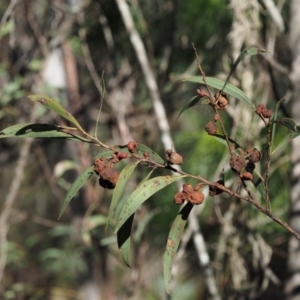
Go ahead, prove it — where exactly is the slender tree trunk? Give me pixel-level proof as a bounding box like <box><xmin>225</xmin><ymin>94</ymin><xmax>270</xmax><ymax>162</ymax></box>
<box><xmin>285</xmin><ymin>1</ymin><xmax>300</xmax><ymax>299</ymax></box>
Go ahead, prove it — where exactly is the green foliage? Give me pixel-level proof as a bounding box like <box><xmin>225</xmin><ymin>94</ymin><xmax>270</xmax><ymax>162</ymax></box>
<box><xmin>1</xmin><ymin>44</ymin><xmax>298</xmax><ymax>297</ymax></box>
<box><xmin>0</xmin><ymin>123</ymin><xmax>91</xmax><ymax>141</ymax></box>
<box><xmin>183</xmin><ymin>76</ymin><xmax>254</xmax><ymax>108</ymax></box>
<box><xmin>58</xmin><ymin>166</ymin><xmax>94</xmax><ymax>219</ymax></box>
<box><xmin>164</xmin><ymin>202</ymin><xmax>193</xmax><ymax>293</ymax></box>
<box><xmin>28</xmin><ymin>95</ymin><xmax>85</xmax><ymax>131</ymax></box>
<box><xmin>107</xmin><ymin>161</ymin><xmax>140</xmax><ymax>231</ymax></box>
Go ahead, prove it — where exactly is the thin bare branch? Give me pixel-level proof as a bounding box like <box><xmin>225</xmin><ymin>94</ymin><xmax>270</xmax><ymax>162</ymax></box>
<box><xmin>0</xmin><ymin>138</ymin><xmax>33</xmax><ymax>283</ymax></box>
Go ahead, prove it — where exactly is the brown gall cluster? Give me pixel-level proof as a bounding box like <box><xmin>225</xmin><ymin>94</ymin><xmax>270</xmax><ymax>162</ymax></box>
<box><xmin>229</xmin><ymin>148</ymin><xmax>262</xmax><ymax>181</ymax></box>
<box><xmin>247</xmin><ymin>147</ymin><xmax>262</xmax><ymax>164</ymax></box>
<box><xmin>166</xmin><ymin>149</ymin><xmax>183</xmax><ymax>165</ymax></box>
<box><xmin>94</xmin><ymin>158</ymin><xmax>120</xmax><ymax>189</ymax></box>
<box><xmin>215</xmin><ymin>91</ymin><xmax>228</xmax><ymax>110</ymax></box>
<box><xmin>174</xmin><ymin>183</ymin><xmax>204</xmax><ymax>205</ymax></box>
<box><xmin>205</xmin><ymin>121</ymin><xmax>218</xmax><ymax>135</ymax></box>
<box><xmin>229</xmin><ymin>154</ymin><xmax>247</xmax><ymax>173</ymax></box>
<box><xmin>255</xmin><ymin>104</ymin><xmax>273</xmax><ymax>119</ymax></box>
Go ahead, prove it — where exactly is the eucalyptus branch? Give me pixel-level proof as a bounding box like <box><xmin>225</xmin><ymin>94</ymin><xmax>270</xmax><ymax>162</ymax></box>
<box><xmin>66</xmin><ymin>127</ymin><xmax>300</xmax><ymax>241</ymax></box>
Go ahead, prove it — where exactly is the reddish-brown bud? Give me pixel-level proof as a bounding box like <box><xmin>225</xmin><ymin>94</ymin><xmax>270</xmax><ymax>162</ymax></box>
<box><xmin>174</xmin><ymin>192</ymin><xmax>185</xmax><ymax>205</ymax></box>
<box><xmin>167</xmin><ymin>152</ymin><xmax>183</xmax><ymax>165</ymax></box>
<box><xmin>255</xmin><ymin>104</ymin><xmax>265</xmax><ymax>115</ymax></box>
<box><xmin>214</xmin><ymin>114</ymin><xmax>220</xmax><ymax>122</ymax></box>
<box><xmin>127</xmin><ymin>141</ymin><xmax>137</xmax><ymax>153</ymax></box>
<box><xmin>119</xmin><ymin>152</ymin><xmax>128</xmax><ymax>159</ymax></box>
<box><xmin>239</xmin><ymin>172</ymin><xmax>253</xmax><ymax>181</ymax></box>
<box><xmin>189</xmin><ymin>191</ymin><xmax>205</xmax><ymax>205</ymax></box>
<box><xmin>262</xmin><ymin>109</ymin><xmax>273</xmax><ymax>119</ymax></box>
<box><xmin>215</xmin><ymin>91</ymin><xmax>228</xmax><ymax>110</ymax></box>
<box><xmin>205</xmin><ymin>121</ymin><xmax>218</xmax><ymax>135</ymax></box>
<box><xmin>182</xmin><ymin>183</ymin><xmax>193</xmax><ymax>193</ymax></box>
<box><xmin>197</xmin><ymin>89</ymin><xmax>209</xmax><ymax>98</ymax></box>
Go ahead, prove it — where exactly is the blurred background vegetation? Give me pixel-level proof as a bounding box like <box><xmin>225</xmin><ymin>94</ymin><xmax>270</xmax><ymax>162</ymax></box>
<box><xmin>0</xmin><ymin>0</ymin><xmax>295</xmax><ymax>299</ymax></box>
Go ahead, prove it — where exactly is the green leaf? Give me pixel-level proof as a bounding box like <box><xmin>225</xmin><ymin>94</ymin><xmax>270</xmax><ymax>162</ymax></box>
<box><xmin>58</xmin><ymin>166</ymin><xmax>94</xmax><ymax>219</ymax></box>
<box><xmin>274</xmin><ymin>118</ymin><xmax>298</xmax><ymax>131</ymax></box>
<box><xmin>136</xmin><ymin>143</ymin><xmax>165</xmax><ymax>165</ymax></box>
<box><xmin>140</xmin><ymin>168</ymin><xmax>156</xmax><ymax>184</ymax></box>
<box><xmin>117</xmin><ymin>214</ymin><xmax>134</xmax><ymax>267</ymax></box>
<box><xmin>28</xmin><ymin>95</ymin><xmax>84</xmax><ymax>131</ymax></box>
<box><xmin>115</xmin><ymin>175</ymin><xmax>186</xmax><ymax>234</ymax></box>
<box><xmin>272</xmin><ymin>131</ymin><xmax>300</xmax><ymax>155</ymax></box>
<box><xmin>0</xmin><ymin>123</ymin><xmax>91</xmax><ymax>142</ymax></box>
<box><xmin>271</xmin><ymin>99</ymin><xmax>286</xmax><ymax>152</ymax></box>
<box><xmin>133</xmin><ymin>210</ymin><xmax>157</xmax><ymax>243</ymax></box>
<box><xmin>184</xmin><ymin>77</ymin><xmax>255</xmax><ymax>108</ymax></box>
<box><xmin>106</xmin><ymin>161</ymin><xmax>141</xmax><ymax>233</ymax></box>
<box><xmin>224</xmin><ymin>47</ymin><xmax>266</xmax><ymax>89</ymax></box>
<box><xmin>177</xmin><ymin>95</ymin><xmax>210</xmax><ymax>119</ymax></box>
<box><xmin>117</xmin><ymin>169</ymin><xmax>154</xmax><ymax>267</ymax></box>
<box><xmin>164</xmin><ymin>202</ymin><xmax>194</xmax><ymax>293</ymax></box>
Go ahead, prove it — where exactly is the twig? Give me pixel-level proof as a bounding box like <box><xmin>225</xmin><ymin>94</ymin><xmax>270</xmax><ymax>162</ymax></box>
<box><xmin>0</xmin><ymin>0</ymin><xmax>19</xmax><ymax>28</ymax></box>
<box><xmin>26</xmin><ymin>2</ymin><xmax>48</xmax><ymax>57</ymax></box>
<box><xmin>77</xmin><ymin>12</ymin><xmax>104</xmax><ymax>97</ymax></box>
<box><xmin>192</xmin><ymin>43</ymin><xmax>214</xmax><ymax>100</ymax></box>
<box><xmin>262</xmin><ymin>0</ymin><xmax>285</xmax><ymax>32</ymax></box>
<box><xmin>0</xmin><ymin>138</ymin><xmax>33</xmax><ymax>283</ymax></box>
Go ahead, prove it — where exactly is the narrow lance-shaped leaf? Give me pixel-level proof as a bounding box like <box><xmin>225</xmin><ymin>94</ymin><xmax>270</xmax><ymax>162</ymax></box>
<box><xmin>164</xmin><ymin>202</ymin><xmax>194</xmax><ymax>293</ymax></box>
<box><xmin>140</xmin><ymin>168</ymin><xmax>156</xmax><ymax>184</ymax></box>
<box><xmin>115</xmin><ymin>175</ymin><xmax>186</xmax><ymax>234</ymax></box>
<box><xmin>117</xmin><ymin>214</ymin><xmax>134</xmax><ymax>267</ymax></box>
<box><xmin>223</xmin><ymin>47</ymin><xmax>266</xmax><ymax>91</ymax></box>
<box><xmin>272</xmin><ymin>131</ymin><xmax>300</xmax><ymax>155</ymax></box>
<box><xmin>58</xmin><ymin>165</ymin><xmax>94</xmax><ymax>219</ymax></box>
<box><xmin>28</xmin><ymin>95</ymin><xmax>84</xmax><ymax>131</ymax></box>
<box><xmin>83</xmin><ymin>214</ymin><xmax>107</xmax><ymax>232</ymax></box>
<box><xmin>106</xmin><ymin>160</ymin><xmax>141</xmax><ymax>233</ymax></box>
<box><xmin>184</xmin><ymin>77</ymin><xmax>255</xmax><ymax>108</ymax></box>
<box><xmin>176</xmin><ymin>95</ymin><xmax>210</xmax><ymax>119</ymax></box>
<box><xmin>270</xmin><ymin>99</ymin><xmax>286</xmax><ymax>153</ymax></box>
<box><xmin>0</xmin><ymin>123</ymin><xmax>91</xmax><ymax>142</ymax></box>
<box><xmin>135</xmin><ymin>143</ymin><xmax>165</xmax><ymax>164</ymax></box>
<box><xmin>274</xmin><ymin>118</ymin><xmax>298</xmax><ymax>131</ymax></box>
<box><xmin>117</xmin><ymin>170</ymin><xmax>157</xmax><ymax>267</ymax></box>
